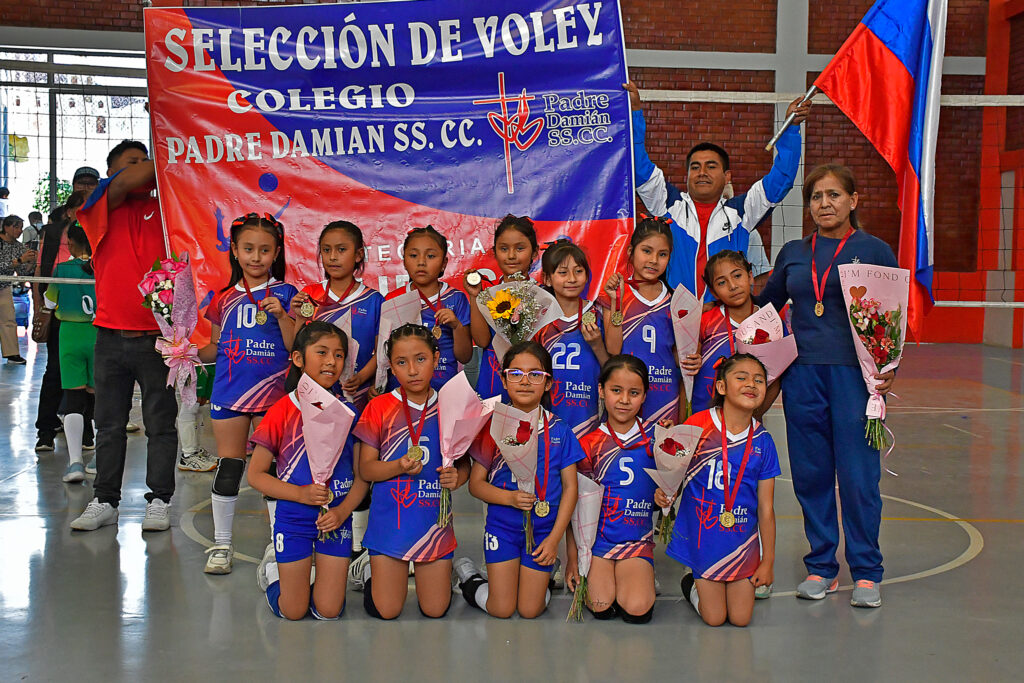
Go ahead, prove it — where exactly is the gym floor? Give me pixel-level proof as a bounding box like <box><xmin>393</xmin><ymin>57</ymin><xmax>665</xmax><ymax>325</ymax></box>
<box><xmin>0</xmin><ymin>341</ymin><xmax>1020</xmax><ymax>681</ymax></box>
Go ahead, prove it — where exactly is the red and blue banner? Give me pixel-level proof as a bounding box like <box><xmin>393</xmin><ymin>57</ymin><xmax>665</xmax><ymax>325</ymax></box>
<box><xmin>144</xmin><ymin>0</ymin><xmax>633</xmax><ymax>339</ymax></box>
<box><xmin>814</xmin><ymin>0</ymin><xmax>947</xmax><ymax>340</ymax></box>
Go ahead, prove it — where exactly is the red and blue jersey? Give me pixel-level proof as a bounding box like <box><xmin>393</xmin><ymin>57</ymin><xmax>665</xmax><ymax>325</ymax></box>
<box><xmin>353</xmin><ymin>390</ymin><xmax>455</xmax><ymax>562</ymax></box>
<box><xmin>385</xmin><ymin>281</ymin><xmax>471</xmax><ymax>390</ymax></box>
<box><xmin>249</xmin><ymin>392</ymin><xmax>357</xmax><ymax>529</ymax></box>
<box><xmin>469</xmin><ymin>409</ymin><xmax>585</xmax><ymax>538</ymax></box>
<box><xmin>536</xmin><ymin>300</ymin><xmax>603</xmax><ymax>439</ymax></box>
<box><xmin>598</xmin><ymin>283</ymin><xmax>680</xmax><ymax>427</ymax></box>
<box><xmin>692</xmin><ymin>306</ymin><xmax>739</xmax><ymax>413</ymax></box>
<box><xmin>206</xmin><ymin>278</ymin><xmax>299</xmax><ymax>413</ymax></box>
<box><xmin>302</xmin><ymin>280</ymin><xmax>383</xmax><ymax>411</ymax></box>
<box><xmin>578</xmin><ymin>423</ymin><xmax>657</xmax><ymax>561</ymax></box>
<box><xmin>666</xmin><ymin>409</ymin><xmax>781</xmax><ymax>581</ymax></box>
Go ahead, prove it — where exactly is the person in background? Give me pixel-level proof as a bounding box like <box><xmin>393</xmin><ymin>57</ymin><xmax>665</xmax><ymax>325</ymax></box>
<box><xmin>0</xmin><ymin>187</ymin><xmax>9</xmax><ymax>219</ymax></box>
<box><xmin>23</xmin><ymin>212</ymin><xmax>43</xmax><ymax>251</ymax></box>
<box><xmin>34</xmin><ymin>167</ymin><xmax>102</xmax><ymax>453</ymax></box>
<box><xmin>0</xmin><ymin>215</ymin><xmax>36</xmax><ymax>365</ymax></box>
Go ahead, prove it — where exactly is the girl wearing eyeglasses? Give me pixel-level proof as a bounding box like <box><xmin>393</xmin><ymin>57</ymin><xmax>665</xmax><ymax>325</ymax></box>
<box><xmin>454</xmin><ymin>341</ymin><xmax>584</xmax><ymax>619</ymax></box>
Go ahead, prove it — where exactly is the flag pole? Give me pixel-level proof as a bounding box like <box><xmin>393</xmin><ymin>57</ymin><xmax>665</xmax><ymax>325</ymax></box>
<box><xmin>765</xmin><ymin>85</ymin><xmax>818</xmax><ymax>152</ymax></box>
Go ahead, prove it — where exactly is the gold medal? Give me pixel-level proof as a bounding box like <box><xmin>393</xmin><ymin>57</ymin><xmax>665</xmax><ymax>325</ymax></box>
<box><xmin>719</xmin><ymin>510</ymin><xmax>735</xmax><ymax>528</ymax></box>
<box><xmin>406</xmin><ymin>445</ymin><xmax>423</xmax><ymax>462</ymax></box>
<box><xmin>582</xmin><ymin>310</ymin><xmax>596</xmax><ymax>327</ymax></box>
<box><xmin>255</xmin><ymin>310</ymin><xmax>268</xmax><ymax>325</ymax></box>
<box><xmin>534</xmin><ymin>500</ymin><xmax>550</xmax><ymax>518</ymax></box>
<box><xmin>466</xmin><ymin>271</ymin><xmax>482</xmax><ymax>287</ymax></box>
<box><xmin>324</xmin><ymin>489</ymin><xmax>334</xmax><ymax>505</ymax></box>
<box><xmin>611</xmin><ymin>311</ymin><xmax>624</xmax><ymax>327</ymax></box>
<box><xmin>814</xmin><ymin>301</ymin><xmax>824</xmax><ymax>317</ymax></box>
<box><xmin>299</xmin><ymin>301</ymin><xmax>315</xmax><ymax>318</ymax></box>
<box><xmin>431</xmin><ymin>325</ymin><xmax>443</xmax><ymax>339</ymax></box>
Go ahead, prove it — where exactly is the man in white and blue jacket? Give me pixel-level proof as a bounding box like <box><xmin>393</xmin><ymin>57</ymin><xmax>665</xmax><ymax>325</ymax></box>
<box><xmin>625</xmin><ymin>82</ymin><xmax>811</xmax><ymax>299</ymax></box>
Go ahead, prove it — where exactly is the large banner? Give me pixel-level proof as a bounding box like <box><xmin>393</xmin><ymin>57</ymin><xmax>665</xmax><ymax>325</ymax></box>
<box><xmin>144</xmin><ymin>0</ymin><xmax>633</xmax><ymax>329</ymax></box>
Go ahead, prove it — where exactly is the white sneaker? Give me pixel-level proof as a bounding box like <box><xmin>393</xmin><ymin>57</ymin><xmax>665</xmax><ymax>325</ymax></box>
<box><xmin>348</xmin><ymin>549</ymin><xmax>370</xmax><ymax>591</ymax></box>
<box><xmin>142</xmin><ymin>499</ymin><xmax>171</xmax><ymax>532</ymax></box>
<box><xmin>177</xmin><ymin>448</ymin><xmax>217</xmax><ymax>472</ymax></box>
<box><xmin>257</xmin><ymin>542</ymin><xmax>275</xmax><ymax>592</ymax></box>
<box><xmin>755</xmin><ymin>583</ymin><xmax>773</xmax><ymax>600</ymax></box>
<box><xmin>453</xmin><ymin>556</ymin><xmax>480</xmax><ymax>584</ymax></box>
<box><xmin>62</xmin><ymin>462</ymin><xmax>86</xmax><ymax>483</ymax></box>
<box><xmin>70</xmin><ymin>498</ymin><xmax>118</xmax><ymax>531</ymax></box>
<box><xmin>204</xmin><ymin>544</ymin><xmax>234</xmax><ymax>574</ymax></box>
<box><xmin>551</xmin><ymin>558</ymin><xmax>564</xmax><ymax>590</ymax></box>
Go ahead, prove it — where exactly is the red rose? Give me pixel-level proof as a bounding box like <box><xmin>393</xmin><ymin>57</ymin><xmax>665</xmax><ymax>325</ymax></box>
<box><xmin>752</xmin><ymin>328</ymin><xmax>771</xmax><ymax>345</ymax></box>
<box><xmin>515</xmin><ymin>420</ymin><xmax>532</xmax><ymax>444</ymax></box>
<box><xmin>873</xmin><ymin>326</ymin><xmax>886</xmax><ymax>340</ymax></box>
<box><xmin>677</xmin><ymin>309</ymin><xmax>688</xmax><ymax>319</ymax></box>
<box><xmin>660</xmin><ymin>438</ymin><xmax>680</xmax><ymax>455</ymax></box>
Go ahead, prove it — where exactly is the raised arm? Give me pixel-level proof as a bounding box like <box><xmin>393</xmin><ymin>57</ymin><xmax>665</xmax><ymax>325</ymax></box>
<box><xmin>107</xmin><ymin>160</ymin><xmax>156</xmax><ymax>211</ymax></box>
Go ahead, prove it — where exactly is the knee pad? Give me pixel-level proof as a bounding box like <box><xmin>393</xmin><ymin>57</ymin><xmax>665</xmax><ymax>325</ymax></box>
<box><xmin>621</xmin><ymin>604</ymin><xmax>654</xmax><ymax>625</ymax></box>
<box><xmin>64</xmin><ymin>388</ymin><xmax>89</xmax><ymax>416</ymax></box>
<box><xmin>362</xmin><ymin>578</ymin><xmax>396</xmax><ymax>621</ymax></box>
<box><xmin>212</xmin><ymin>457</ymin><xmax>245</xmax><ymax>496</ymax></box>
<box><xmin>588</xmin><ymin>604</ymin><xmax>618</xmax><ymax>620</ymax></box>
<box><xmin>460</xmin><ymin>575</ymin><xmax>487</xmax><ymax>608</ymax></box>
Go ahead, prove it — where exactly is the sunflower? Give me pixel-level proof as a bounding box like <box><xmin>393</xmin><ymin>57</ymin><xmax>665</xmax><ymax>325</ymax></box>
<box><xmin>486</xmin><ymin>289</ymin><xmax>521</xmax><ymax>320</ymax></box>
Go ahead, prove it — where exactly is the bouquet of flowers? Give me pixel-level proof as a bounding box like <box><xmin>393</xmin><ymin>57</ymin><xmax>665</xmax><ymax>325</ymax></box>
<box><xmin>475</xmin><ymin>273</ymin><xmax>561</xmax><ymax>360</ymax></box>
<box><xmin>670</xmin><ymin>287</ymin><xmax>701</xmax><ymax>416</ymax></box>
<box><xmin>489</xmin><ymin>402</ymin><xmax>540</xmax><ymax>551</ymax></box>
<box><xmin>138</xmin><ymin>253</ymin><xmax>203</xmax><ymax>407</ymax></box>
<box><xmin>333</xmin><ymin>310</ymin><xmax>360</xmax><ymax>402</ymax></box>
<box><xmin>567</xmin><ymin>473</ymin><xmax>604</xmax><ymax>622</ymax></box>
<box><xmin>296</xmin><ymin>374</ymin><xmax>356</xmax><ymax>541</ymax></box>
<box><xmin>838</xmin><ymin>264</ymin><xmax>910</xmax><ymax>451</ymax></box>
<box><xmin>374</xmin><ymin>290</ymin><xmax>422</xmax><ymax>392</ymax></box>
<box><xmin>644</xmin><ymin>424</ymin><xmax>703</xmax><ymax>544</ymax></box>
<box><xmin>437</xmin><ymin>372</ymin><xmax>501</xmax><ymax>525</ymax></box>
<box><xmin>734</xmin><ymin>303</ymin><xmax>798</xmax><ymax>383</ymax></box>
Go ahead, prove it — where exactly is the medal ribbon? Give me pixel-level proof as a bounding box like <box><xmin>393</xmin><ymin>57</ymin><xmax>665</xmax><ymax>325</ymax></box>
<box><xmin>241</xmin><ymin>276</ymin><xmax>270</xmax><ymax>309</ymax></box>
<box><xmin>534</xmin><ymin>411</ymin><xmax>551</xmax><ymax>504</ymax></box>
<box><xmin>720</xmin><ymin>305</ymin><xmax>736</xmax><ymax>355</ymax></box>
<box><xmin>606</xmin><ymin>417</ymin><xmax>653</xmax><ymax>459</ymax></box>
<box><xmin>574</xmin><ymin>297</ymin><xmax>584</xmax><ymax>332</ymax></box>
<box><xmin>810</xmin><ymin>228</ymin><xmax>854</xmax><ymax>312</ymax></box>
<box><xmin>416</xmin><ymin>284</ymin><xmax>442</xmax><ymax>317</ymax></box>
<box><xmin>399</xmin><ymin>387</ymin><xmax>429</xmax><ymax>452</ymax></box>
<box><xmin>718</xmin><ymin>407</ymin><xmax>754</xmax><ymax>521</ymax></box>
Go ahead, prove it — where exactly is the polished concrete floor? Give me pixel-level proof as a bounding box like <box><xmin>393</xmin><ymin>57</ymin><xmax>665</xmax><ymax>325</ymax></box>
<box><xmin>1</xmin><ymin>338</ymin><xmax>1022</xmax><ymax>681</ymax></box>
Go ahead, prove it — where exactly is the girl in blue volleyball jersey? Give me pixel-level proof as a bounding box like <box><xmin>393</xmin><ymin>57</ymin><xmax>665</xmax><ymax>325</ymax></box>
<box><xmin>536</xmin><ymin>239</ymin><xmax>608</xmax><ymax>439</ymax></box>
<box><xmin>200</xmin><ymin>213</ymin><xmax>298</xmax><ymax>576</ymax></box>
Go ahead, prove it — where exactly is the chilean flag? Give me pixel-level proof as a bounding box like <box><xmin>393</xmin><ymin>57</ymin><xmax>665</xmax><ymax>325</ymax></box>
<box><xmin>814</xmin><ymin>0</ymin><xmax>947</xmax><ymax>340</ymax></box>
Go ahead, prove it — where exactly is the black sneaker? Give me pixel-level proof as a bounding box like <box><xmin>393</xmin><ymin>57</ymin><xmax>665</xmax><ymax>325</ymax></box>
<box><xmin>5</xmin><ymin>355</ymin><xmax>26</xmax><ymax>365</ymax></box>
<box><xmin>35</xmin><ymin>435</ymin><xmax>55</xmax><ymax>452</ymax></box>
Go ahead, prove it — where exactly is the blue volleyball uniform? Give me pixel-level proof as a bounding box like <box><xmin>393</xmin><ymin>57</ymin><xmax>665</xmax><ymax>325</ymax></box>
<box><xmin>386</xmin><ymin>282</ymin><xmax>471</xmax><ymax>390</ymax></box>
<box><xmin>249</xmin><ymin>392</ymin><xmax>358</xmax><ymax>562</ymax></box>
<box><xmin>469</xmin><ymin>409</ymin><xmax>585</xmax><ymax>572</ymax></box>
<box><xmin>666</xmin><ymin>409</ymin><xmax>780</xmax><ymax>581</ymax></box>
<box><xmin>535</xmin><ymin>300</ymin><xmax>603</xmax><ymax>439</ymax></box>
<box><xmin>302</xmin><ymin>280</ymin><xmax>383</xmax><ymax>412</ymax></box>
<box><xmin>598</xmin><ymin>283</ymin><xmax>681</xmax><ymax>427</ymax></box>
<box><xmin>206</xmin><ymin>278</ymin><xmax>298</xmax><ymax>415</ymax></box>
<box><xmin>578</xmin><ymin>423</ymin><xmax>658</xmax><ymax>564</ymax></box>
<box><xmin>353</xmin><ymin>390</ymin><xmax>455</xmax><ymax>562</ymax></box>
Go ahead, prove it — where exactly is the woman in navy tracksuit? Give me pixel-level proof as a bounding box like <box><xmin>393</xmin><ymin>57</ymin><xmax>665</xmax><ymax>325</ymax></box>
<box><xmin>759</xmin><ymin>164</ymin><xmax>896</xmax><ymax>609</ymax></box>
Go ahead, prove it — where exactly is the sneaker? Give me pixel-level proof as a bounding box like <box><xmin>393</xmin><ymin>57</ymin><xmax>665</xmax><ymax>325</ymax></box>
<box><xmin>551</xmin><ymin>558</ymin><xmax>564</xmax><ymax>590</ymax></box>
<box><xmin>142</xmin><ymin>499</ymin><xmax>171</xmax><ymax>532</ymax></box>
<box><xmin>681</xmin><ymin>572</ymin><xmax>698</xmax><ymax>612</ymax></box>
<box><xmin>348</xmin><ymin>548</ymin><xmax>371</xmax><ymax>591</ymax></box>
<box><xmin>257</xmin><ymin>542</ymin><xmax>275</xmax><ymax>592</ymax></box>
<box><xmin>5</xmin><ymin>355</ymin><xmax>27</xmax><ymax>365</ymax></box>
<box><xmin>453</xmin><ymin>556</ymin><xmax>480</xmax><ymax>585</ymax></box>
<box><xmin>755</xmin><ymin>583</ymin><xmax>773</xmax><ymax>600</ymax></box>
<box><xmin>850</xmin><ymin>580</ymin><xmax>882</xmax><ymax>608</ymax></box>
<box><xmin>34</xmin><ymin>435</ymin><xmax>55</xmax><ymax>452</ymax></box>
<box><xmin>204</xmin><ymin>544</ymin><xmax>234</xmax><ymax>574</ymax></box>
<box><xmin>70</xmin><ymin>498</ymin><xmax>118</xmax><ymax>531</ymax></box>
<box><xmin>82</xmin><ymin>434</ymin><xmax>95</xmax><ymax>451</ymax></box>
<box><xmin>62</xmin><ymin>462</ymin><xmax>86</xmax><ymax>483</ymax></box>
<box><xmin>796</xmin><ymin>574</ymin><xmax>839</xmax><ymax>600</ymax></box>
<box><xmin>126</xmin><ymin>422</ymin><xmax>141</xmax><ymax>433</ymax></box>
<box><xmin>85</xmin><ymin>460</ymin><xmax>97</xmax><ymax>476</ymax></box>
<box><xmin>178</xmin><ymin>448</ymin><xmax>217</xmax><ymax>472</ymax></box>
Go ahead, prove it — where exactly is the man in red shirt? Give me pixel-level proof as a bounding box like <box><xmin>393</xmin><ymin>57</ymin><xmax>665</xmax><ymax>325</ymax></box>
<box><xmin>70</xmin><ymin>140</ymin><xmax>178</xmax><ymax>533</ymax></box>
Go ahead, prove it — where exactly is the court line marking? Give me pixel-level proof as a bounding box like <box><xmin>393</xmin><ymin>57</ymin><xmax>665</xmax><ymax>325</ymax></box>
<box><xmin>985</xmin><ymin>357</ymin><xmax>1024</xmax><ymax>367</ymax></box>
<box><xmin>942</xmin><ymin>423</ymin><xmax>981</xmax><ymax>437</ymax></box>
<box><xmin>0</xmin><ymin>465</ymin><xmax>35</xmax><ymax>485</ymax></box>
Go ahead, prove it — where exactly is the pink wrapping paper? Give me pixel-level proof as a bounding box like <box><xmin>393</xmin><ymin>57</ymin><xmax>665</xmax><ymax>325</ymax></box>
<box><xmin>838</xmin><ymin>264</ymin><xmax>910</xmax><ymax>420</ymax></box>
<box><xmin>571</xmin><ymin>473</ymin><xmax>605</xmax><ymax>578</ymax></box>
<box><xmin>438</xmin><ymin>371</ymin><xmax>501</xmax><ymax>468</ymax></box>
<box><xmin>643</xmin><ymin>424</ymin><xmax>703</xmax><ymax>514</ymax></box>
<box><xmin>375</xmin><ymin>289</ymin><xmax>423</xmax><ymax>389</ymax></box>
<box><xmin>487</xmin><ymin>402</ymin><xmax>540</xmax><ymax>494</ymax></box>
<box><xmin>333</xmin><ymin>310</ymin><xmax>361</xmax><ymax>402</ymax></box>
<box><xmin>735</xmin><ymin>303</ymin><xmax>785</xmax><ymax>342</ymax></box>
<box><xmin>475</xmin><ymin>280</ymin><xmax>562</xmax><ymax>362</ymax></box>
<box><xmin>140</xmin><ymin>254</ymin><xmax>201</xmax><ymax>407</ymax></box>
<box><xmin>296</xmin><ymin>374</ymin><xmax>356</xmax><ymax>485</ymax></box>
<box><xmin>670</xmin><ymin>287</ymin><xmax>701</xmax><ymax>401</ymax></box>
<box><xmin>734</xmin><ymin>303</ymin><xmax>798</xmax><ymax>384</ymax></box>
